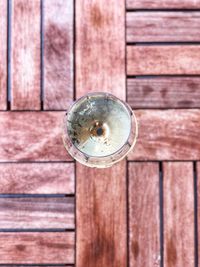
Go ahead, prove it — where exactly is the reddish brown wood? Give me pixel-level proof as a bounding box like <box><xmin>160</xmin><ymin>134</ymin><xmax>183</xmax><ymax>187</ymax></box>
<box><xmin>0</xmin><ymin>197</ymin><xmax>74</xmax><ymax>229</ymax></box>
<box><xmin>0</xmin><ymin>232</ymin><xmax>74</xmax><ymax>264</ymax></box>
<box><xmin>44</xmin><ymin>0</ymin><xmax>73</xmax><ymax>110</ymax></box>
<box><xmin>76</xmin><ymin>161</ymin><xmax>127</xmax><ymax>267</ymax></box>
<box><xmin>0</xmin><ymin>112</ymin><xmax>72</xmax><ymax>161</ymax></box>
<box><xmin>127</xmin><ymin>46</ymin><xmax>200</xmax><ymax>75</ymax></box>
<box><xmin>129</xmin><ymin>162</ymin><xmax>160</xmax><ymax>266</ymax></box>
<box><xmin>128</xmin><ymin>109</ymin><xmax>200</xmax><ymax>160</ymax></box>
<box><xmin>163</xmin><ymin>162</ymin><xmax>194</xmax><ymax>267</ymax></box>
<box><xmin>11</xmin><ymin>0</ymin><xmax>40</xmax><ymax>110</ymax></box>
<box><xmin>0</xmin><ymin>163</ymin><xmax>74</xmax><ymax>194</ymax></box>
<box><xmin>196</xmin><ymin>162</ymin><xmax>200</xmax><ymax>263</ymax></box>
<box><xmin>127</xmin><ymin>0</ymin><xmax>200</xmax><ymax>9</ymax></box>
<box><xmin>0</xmin><ymin>0</ymin><xmax>7</xmax><ymax>110</ymax></box>
<box><xmin>127</xmin><ymin>77</ymin><xmax>200</xmax><ymax>108</ymax></box>
<box><xmin>127</xmin><ymin>12</ymin><xmax>200</xmax><ymax>42</ymax></box>
<box><xmin>76</xmin><ymin>0</ymin><xmax>125</xmax><ymax>99</ymax></box>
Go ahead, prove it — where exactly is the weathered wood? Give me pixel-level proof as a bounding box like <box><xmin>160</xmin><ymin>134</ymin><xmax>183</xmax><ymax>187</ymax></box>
<box><xmin>0</xmin><ymin>0</ymin><xmax>7</xmax><ymax>110</ymax></box>
<box><xmin>127</xmin><ymin>46</ymin><xmax>200</xmax><ymax>75</ymax></box>
<box><xmin>76</xmin><ymin>161</ymin><xmax>127</xmax><ymax>267</ymax></box>
<box><xmin>0</xmin><ymin>112</ymin><xmax>72</xmax><ymax>161</ymax></box>
<box><xmin>11</xmin><ymin>0</ymin><xmax>40</xmax><ymax>110</ymax></box>
<box><xmin>76</xmin><ymin>0</ymin><xmax>125</xmax><ymax>99</ymax></box>
<box><xmin>127</xmin><ymin>77</ymin><xmax>200</xmax><ymax>108</ymax></box>
<box><xmin>127</xmin><ymin>12</ymin><xmax>200</xmax><ymax>42</ymax></box>
<box><xmin>163</xmin><ymin>162</ymin><xmax>194</xmax><ymax>267</ymax></box>
<box><xmin>127</xmin><ymin>0</ymin><xmax>200</xmax><ymax>9</ymax></box>
<box><xmin>44</xmin><ymin>0</ymin><xmax>73</xmax><ymax>110</ymax></box>
<box><xmin>0</xmin><ymin>232</ymin><xmax>74</xmax><ymax>264</ymax></box>
<box><xmin>0</xmin><ymin>163</ymin><xmax>74</xmax><ymax>194</ymax></box>
<box><xmin>76</xmin><ymin>1</ymin><xmax>127</xmax><ymax>266</ymax></box>
<box><xmin>197</xmin><ymin>162</ymin><xmax>200</xmax><ymax>264</ymax></box>
<box><xmin>129</xmin><ymin>162</ymin><xmax>160</xmax><ymax>266</ymax></box>
<box><xmin>128</xmin><ymin>109</ymin><xmax>200</xmax><ymax>160</ymax></box>
<box><xmin>0</xmin><ymin>197</ymin><xmax>74</xmax><ymax>229</ymax></box>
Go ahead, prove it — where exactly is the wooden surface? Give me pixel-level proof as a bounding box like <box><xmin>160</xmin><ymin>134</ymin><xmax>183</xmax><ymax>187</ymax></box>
<box><xmin>0</xmin><ymin>0</ymin><xmax>199</xmax><ymax>265</ymax></box>
<box><xmin>0</xmin><ymin>232</ymin><xmax>74</xmax><ymax>264</ymax></box>
<box><xmin>127</xmin><ymin>46</ymin><xmax>200</xmax><ymax>75</ymax></box>
<box><xmin>0</xmin><ymin>0</ymin><xmax>7</xmax><ymax>110</ymax></box>
<box><xmin>129</xmin><ymin>162</ymin><xmax>160</xmax><ymax>266</ymax></box>
<box><xmin>128</xmin><ymin>77</ymin><xmax>200</xmax><ymax>108</ymax></box>
<box><xmin>43</xmin><ymin>0</ymin><xmax>73</xmax><ymax>110</ymax></box>
<box><xmin>11</xmin><ymin>0</ymin><xmax>41</xmax><ymax>110</ymax></box>
<box><xmin>163</xmin><ymin>162</ymin><xmax>194</xmax><ymax>266</ymax></box>
<box><xmin>76</xmin><ymin>1</ymin><xmax>126</xmax><ymax>267</ymax></box>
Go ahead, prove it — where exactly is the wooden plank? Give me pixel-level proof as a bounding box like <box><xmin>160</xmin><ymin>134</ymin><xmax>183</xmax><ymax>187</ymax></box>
<box><xmin>127</xmin><ymin>12</ymin><xmax>200</xmax><ymax>42</ymax></box>
<box><xmin>129</xmin><ymin>162</ymin><xmax>160</xmax><ymax>266</ymax></box>
<box><xmin>0</xmin><ymin>0</ymin><xmax>7</xmax><ymax>110</ymax></box>
<box><xmin>128</xmin><ymin>109</ymin><xmax>200</xmax><ymax>160</ymax></box>
<box><xmin>43</xmin><ymin>0</ymin><xmax>73</xmax><ymax>110</ymax></box>
<box><xmin>76</xmin><ymin>1</ymin><xmax>127</xmax><ymax>266</ymax></box>
<box><xmin>0</xmin><ymin>197</ymin><xmax>74</xmax><ymax>229</ymax></box>
<box><xmin>127</xmin><ymin>0</ymin><xmax>200</xmax><ymax>9</ymax></box>
<box><xmin>163</xmin><ymin>162</ymin><xmax>194</xmax><ymax>267</ymax></box>
<box><xmin>0</xmin><ymin>112</ymin><xmax>72</xmax><ymax>162</ymax></box>
<box><xmin>127</xmin><ymin>77</ymin><xmax>200</xmax><ymax>108</ymax></box>
<box><xmin>0</xmin><ymin>163</ymin><xmax>74</xmax><ymax>194</ymax></box>
<box><xmin>127</xmin><ymin>46</ymin><xmax>200</xmax><ymax>75</ymax></box>
<box><xmin>197</xmin><ymin>162</ymin><xmax>200</xmax><ymax>264</ymax></box>
<box><xmin>76</xmin><ymin>0</ymin><xmax>125</xmax><ymax>99</ymax></box>
<box><xmin>11</xmin><ymin>0</ymin><xmax>40</xmax><ymax>110</ymax></box>
<box><xmin>0</xmin><ymin>232</ymin><xmax>74</xmax><ymax>264</ymax></box>
<box><xmin>76</xmin><ymin>161</ymin><xmax>127</xmax><ymax>267</ymax></box>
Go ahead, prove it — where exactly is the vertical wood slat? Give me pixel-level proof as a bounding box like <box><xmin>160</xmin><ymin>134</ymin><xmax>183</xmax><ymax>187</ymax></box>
<box><xmin>76</xmin><ymin>161</ymin><xmax>127</xmax><ymax>267</ymax></box>
<box><xmin>163</xmin><ymin>162</ymin><xmax>194</xmax><ymax>267</ymax></box>
<box><xmin>76</xmin><ymin>0</ymin><xmax>125</xmax><ymax>99</ymax></box>
<box><xmin>76</xmin><ymin>1</ymin><xmax>126</xmax><ymax>266</ymax></box>
<box><xmin>11</xmin><ymin>0</ymin><xmax>40</xmax><ymax>110</ymax></box>
<box><xmin>43</xmin><ymin>0</ymin><xmax>73</xmax><ymax>110</ymax></box>
<box><xmin>0</xmin><ymin>0</ymin><xmax>7</xmax><ymax>110</ymax></box>
<box><xmin>197</xmin><ymin>162</ymin><xmax>200</xmax><ymax>265</ymax></box>
<box><xmin>128</xmin><ymin>162</ymin><xmax>160</xmax><ymax>266</ymax></box>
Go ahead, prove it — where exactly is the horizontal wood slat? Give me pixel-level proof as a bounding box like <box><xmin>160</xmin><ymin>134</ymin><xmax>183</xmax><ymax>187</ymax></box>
<box><xmin>0</xmin><ymin>197</ymin><xmax>74</xmax><ymax>229</ymax></box>
<box><xmin>11</xmin><ymin>0</ymin><xmax>40</xmax><ymax>110</ymax></box>
<box><xmin>0</xmin><ymin>0</ymin><xmax>7</xmax><ymax>110</ymax></box>
<box><xmin>129</xmin><ymin>162</ymin><xmax>160</xmax><ymax>266</ymax></box>
<box><xmin>0</xmin><ymin>232</ymin><xmax>74</xmax><ymax>264</ymax></box>
<box><xmin>127</xmin><ymin>0</ymin><xmax>200</xmax><ymax>9</ymax></box>
<box><xmin>0</xmin><ymin>163</ymin><xmax>74</xmax><ymax>194</ymax></box>
<box><xmin>128</xmin><ymin>109</ymin><xmax>200</xmax><ymax>160</ymax></box>
<box><xmin>127</xmin><ymin>77</ymin><xmax>200</xmax><ymax>108</ymax></box>
<box><xmin>127</xmin><ymin>12</ymin><xmax>200</xmax><ymax>42</ymax></box>
<box><xmin>0</xmin><ymin>112</ymin><xmax>72</xmax><ymax>162</ymax></box>
<box><xmin>127</xmin><ymin>46</ymin><xmax>200</xmax><ymax>75</ymax></box>
<box><xmin>44</xmin><ymin>0</ymin><xmax>73</xmax><ymax>110</ymax></box>
<box><xmin>163</xmin><ymin>162</ymin><xmax>194</xmax><ymax>266</ymax></box>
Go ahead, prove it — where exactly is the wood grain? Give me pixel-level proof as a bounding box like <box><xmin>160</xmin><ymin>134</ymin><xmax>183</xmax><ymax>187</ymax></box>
<box><xmin>0</xmin><ymin>0</ymin><xmax>7</xmax><ymax>110</ymax></box>
<box><xmin>11</xmin><ymin>0</ymin><xmax>40</xmax><ymax>110</ymax></box>
<box><xmin>76</xmin><ymin>161</ymin><xmax>127</xmax><ymax>267</ymax></box>
<box><xmin>76</xmin><ymin>0</ymin><xmax>125</xmax><ymax>99</ymax></box>
<box><xmin>128</xmin><ymin>109</ymin><xmax>200</xmax><ymax>160</ymax></box>
<box><xmin>127</xmin><ymin>0</ymin><xmax>200</xmax><ymax>9</ymax></box>
<box><xmin>127</xmin><ymin>77</ymin><xmax>200</xmax><ymax>108</ymax></box>
<box><xmin>0</xmin><ymin>112</ymin><xmax>72</xmax><ymax>161</ymax></box>
<box><xmin>127</xmin><ymin>46</ymin><xmax>200</xmax><ymax>75</ymax></box>
<box><xmin>43</xmin><ymin>0</ymin><xmax>73</xmax><ymax>110</ymax></box>
<box><xmin>0</xmin><ymin>163</ymin><xmax>74</xmax><ymax>194</ymax></box>
<box><xmin>129</xmin><ymin>162</ymin><xmax>160</xmax><ymax>266</ymax></box>
<box><xmin>0</xmin><ymin>197</ymin><xmax>74</xmax><ymax>229</ymax></box>
<box><xmin>196</xmin><ymin>162</ymin><xmax>200</xmax><ymax>264</ymax></box>
<box><xmin>0</xmin><ymin>232</ymin><xmax>74</xmax><ymax>264</ymax></box>
<box><xmin>163</xmin><ymin>162</ymin><xmax>194</xmax><ymax>267</ymax></box>
<box><xmin>127</xmin><ymin>12</ymin><xmax>200</xmax><ymax>42</ymax></box>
